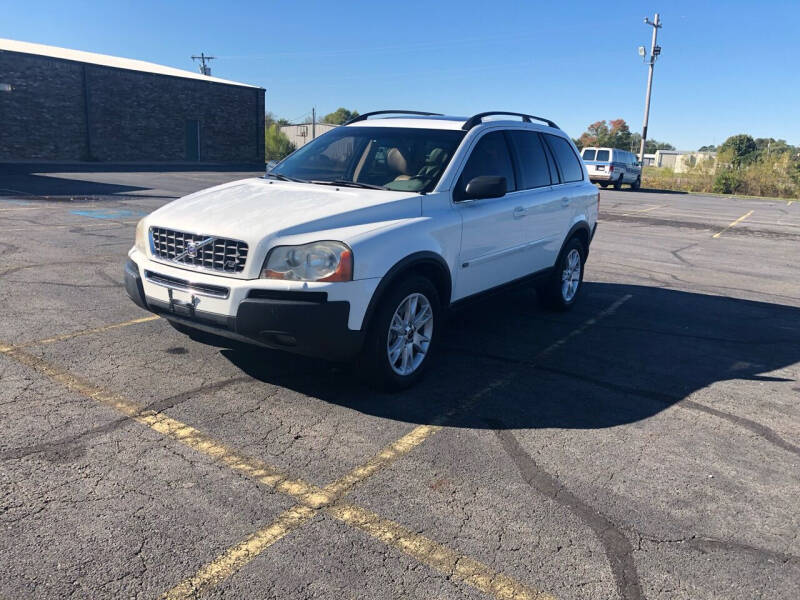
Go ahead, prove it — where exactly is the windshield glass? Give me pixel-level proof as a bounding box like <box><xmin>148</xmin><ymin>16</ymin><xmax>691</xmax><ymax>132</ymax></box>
<box><xmin>596</xmin><ymin>149</ymin><xmax>610</xmax><ymax>162</ymax></box>
<box><xmin>582</xmin><ymin>149</ymin><xmax>596</xmax><ymax>161</ymax></box>
<box><xmin>271</xmin><ymin>126</ymin><xmax>466</xmax><ymax>192</ymax></box>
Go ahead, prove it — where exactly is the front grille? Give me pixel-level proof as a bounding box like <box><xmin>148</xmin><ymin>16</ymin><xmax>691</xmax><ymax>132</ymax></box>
<box><xmin>150</xmin><ymin>226</ymin><xmax>248</xmax><ymax>273</ymax></box>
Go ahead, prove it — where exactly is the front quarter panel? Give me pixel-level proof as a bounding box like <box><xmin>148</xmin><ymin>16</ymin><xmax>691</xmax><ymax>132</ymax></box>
<box><xmin>349</xmin><ymin>191</ymin><xmax>461</xmax><ymax>300</ymax></box>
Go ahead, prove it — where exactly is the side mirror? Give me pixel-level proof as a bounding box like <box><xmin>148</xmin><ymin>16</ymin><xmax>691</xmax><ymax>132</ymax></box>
<box><xmin>464</xmin><ymin>176</ymin><xmax>506</xmax><ymax>200</ymax></box>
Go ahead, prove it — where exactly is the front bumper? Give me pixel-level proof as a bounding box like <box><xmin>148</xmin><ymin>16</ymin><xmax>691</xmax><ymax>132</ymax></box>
<box><xmin>124</xmin><ymin>254</ymin><xmax>370</xmax><ymax>361</ymax></box>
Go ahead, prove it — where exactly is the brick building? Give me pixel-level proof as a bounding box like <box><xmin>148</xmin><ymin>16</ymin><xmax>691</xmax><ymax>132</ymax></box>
<box><xmin>0</xmin><ymin>39</ymin><xmax>265</xmax><ymax>163</ymax></box>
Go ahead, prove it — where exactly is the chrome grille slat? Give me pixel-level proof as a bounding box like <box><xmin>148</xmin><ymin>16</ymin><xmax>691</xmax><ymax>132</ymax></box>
<box><xmin>149</xmin><ymin>226</ymin><xmax>248</xmax><ymax>274</ymax></box>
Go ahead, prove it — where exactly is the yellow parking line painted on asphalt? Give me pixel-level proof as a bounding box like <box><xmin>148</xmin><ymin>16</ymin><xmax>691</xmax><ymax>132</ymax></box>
<box><xmin>160</xmin><ymin>295</ymin><xmax>632</xmax><ymax>598</ymax></box>
<box><xmin>3</xmin><ymin>294</ymin><xmax>633</xmax><ymax>600</ymax></box>
<box><xmin>621</xmin><ymin>204</ymin><xmax>665</xmax><ymax>216</ymax></box>
<box><xmin>0</xmin><ymin>343</ymin><xmax>326</xmax><ymax>504</ymax></box>
<box><xmin>712</xmin><ymin>210</ymin><xmax>754</xmax><ymax>238</ymax></box>
<box><xmin>162</xmin><ymin>505</ymin><xmax>317</xmax><ymax>600</ymax></box>
<box><xmin>322</xmin><ymin>424</ymin><xmax>442</xmax><ymax>498</ymax></box>
<box><xmin>7</xmin><ymin>315</ymin><xmax>161</xmax><ymax>349</ymax></box>
<box><xmin>326</xmin><ymin>503</ymin><xmax>556</xmax><ymax>600</ymax></box>
<box><xmin>163</xmin><ymin>424</ymin><xmax>444</xmax><ymax>599</ymax></box>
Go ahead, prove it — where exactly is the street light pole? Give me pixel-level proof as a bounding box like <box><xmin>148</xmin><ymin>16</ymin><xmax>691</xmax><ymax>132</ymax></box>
<box><xmin>639</xmin><ymin>13</ymin><xmax>662</xmax><ymax>162</ymax></box>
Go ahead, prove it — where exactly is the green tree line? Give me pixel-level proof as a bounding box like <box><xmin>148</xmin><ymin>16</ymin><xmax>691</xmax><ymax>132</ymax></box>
<box><xmin>573</xmin><ymin>119</ymin><xmax>674</xmax><ymax>154</ymax></box>
<box><xmin>264</xmin><ymin>108</ymin><xmax>360</xmax><ymax>161</ymax></box>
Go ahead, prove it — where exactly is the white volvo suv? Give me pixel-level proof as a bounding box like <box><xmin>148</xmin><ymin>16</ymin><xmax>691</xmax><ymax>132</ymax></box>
<box><xmin>125</xmin><ymin>111</ymin><xmax>598</xmax><ymax>388</ymax></box>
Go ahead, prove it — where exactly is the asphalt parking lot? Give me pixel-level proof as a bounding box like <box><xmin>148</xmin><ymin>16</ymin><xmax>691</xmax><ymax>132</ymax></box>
<box><xmin>1</xmin><ymin>165</ymin><xmax>798</xmax><ymax>600</ymax></box>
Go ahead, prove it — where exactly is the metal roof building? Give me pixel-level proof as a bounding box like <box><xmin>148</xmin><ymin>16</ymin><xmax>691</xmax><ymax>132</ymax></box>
<box><xmin>0</xmin><ymin>38</ymin><xmax>265</xmax><ymax>163</ymax></box>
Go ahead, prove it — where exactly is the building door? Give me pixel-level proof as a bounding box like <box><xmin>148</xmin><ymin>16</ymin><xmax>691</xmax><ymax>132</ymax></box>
<box><xmin>185</xmin><ymin>120</ymin><xmax>200</xmax><ymax>161</ymax></box>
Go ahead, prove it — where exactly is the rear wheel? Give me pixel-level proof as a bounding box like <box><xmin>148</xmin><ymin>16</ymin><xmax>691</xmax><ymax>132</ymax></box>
<box><xmin>599</xmin><ymin>182</ymin><xmax>608</xmax><ymax>188</ymax></box>
<box><xmin>537</xmin><ymin>237</ymin><xmax>586</xmax><ymax>311</ymax></box>
<box><xmin>613</xmin><ymin>174</ymin><xmax>623</xmax><ymax>190</ymax></box>
<box><xmin>361</xmin><ymin>275</ymin><xmax>440</xmax><ymax>390</ymax></box>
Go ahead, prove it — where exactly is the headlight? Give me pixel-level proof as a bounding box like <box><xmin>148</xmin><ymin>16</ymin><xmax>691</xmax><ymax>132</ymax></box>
<box><xmin>261</xmin><ymin>241</ymin><xmax>353</xmax><ymax>282</ymax></box>
<box><xmin>135</xmin><ymin>219</ymin><xmax>148</xmax><ymax>255</ymax></box>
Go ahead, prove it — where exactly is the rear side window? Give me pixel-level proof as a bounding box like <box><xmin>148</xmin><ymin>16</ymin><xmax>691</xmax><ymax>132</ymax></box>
<box><xmin>508</xmin><ymin>131</ymin><xmax>552</xmax><ymax>189</ymax></box>
<box><xmin>582</xmin><ymin>149</ymin><xmax>596</xmax><ymax>161</ymax></box>
<box><xmin>596</xmin><ymin>149</ymin><xmax>610</xmax><ymax>162</ymax></box>
<box><xmin>456</xmin><ymin>131</ymin><xmax>516</xmax><ymax>199</ymax></box>
<box><xmin>545</xmin><ymin>135</ymin><xmax>584</xmax><ymax>183</ymax></box>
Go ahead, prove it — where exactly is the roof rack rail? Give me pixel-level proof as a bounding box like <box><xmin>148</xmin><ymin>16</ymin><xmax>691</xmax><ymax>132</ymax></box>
<box><xmin>462</xmin><ymin>111</ymin><xmax>559</xmax><ymax>131</ymax></box>
<box><xmin>344</xmin><ymin>110</ymin><xmax>444</xmax><ymax>125</ymax></box>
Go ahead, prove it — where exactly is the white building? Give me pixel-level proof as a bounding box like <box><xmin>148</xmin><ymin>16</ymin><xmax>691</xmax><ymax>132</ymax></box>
<box><xmin>280</xmin><ymin>123</ymin><xmax>338</xmax><ymax>149</ymax></box>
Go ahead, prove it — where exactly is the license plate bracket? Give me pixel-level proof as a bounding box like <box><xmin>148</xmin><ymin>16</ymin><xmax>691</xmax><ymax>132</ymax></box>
<box><xmin>167</xmin><ymin>288</ymin><xmax>199</xmax><ymax>317</ymax></box>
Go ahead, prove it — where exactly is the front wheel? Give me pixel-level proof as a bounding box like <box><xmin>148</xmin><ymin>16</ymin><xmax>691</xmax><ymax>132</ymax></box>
<box><xmin>631</xmin><ymin>176</ymin><xmax>641</xmax><ymax>190</ymax></box>
<box><xmin>613</xmin><ymin>175</ymin><xmax>623</xmax><ymax>190</ymax></box>
<box><xmin>361</xmin><ymin>275</ymin><xmax>441</xmax><ymax>390</ymax></box>
<box><xmin>537</xmin><ymin>238</ymin><xmax>586</xmax><ymax>311</ymax></box>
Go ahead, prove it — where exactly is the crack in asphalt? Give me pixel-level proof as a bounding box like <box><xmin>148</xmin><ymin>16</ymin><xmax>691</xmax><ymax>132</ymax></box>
<box><xmin>0</xmin><ymin>376</ymin><xmax>249</xmax><ymax>462</ymax></box>
<box><xmin>488</xmin><ymin>422</ymin><xmax>644</xmax><ymax>600</ymax></box>
<box><xmin>448</xmin><ymin>347</ymin><xmax>800</xmax><ymax>459</ymax></box>
<box><xmin>638</xmin><ymin>534</ymin><xmax>800</xmax><ymax>566</ymax></box>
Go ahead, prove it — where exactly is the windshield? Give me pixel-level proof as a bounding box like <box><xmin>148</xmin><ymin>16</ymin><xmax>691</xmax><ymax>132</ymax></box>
<box><xmin>582</xmin><ymin>149</ymin><xmax>596</xmax><ymax>161</ymax></box>
<box><xmin>271</xmin><ymin>126</ymin><xmax>466</xmax><ymax>192</ymax></box>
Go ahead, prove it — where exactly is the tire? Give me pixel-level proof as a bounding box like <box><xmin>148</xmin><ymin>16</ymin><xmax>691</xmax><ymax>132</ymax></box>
<box><xmin>631</xmin><ymin>176</ymin><xmax>641</xmax><ymax>190</ymax></box>
<box><xmin>360</xmin><ymin>275</ymin><xmax>441</xmax><ymax>390</ymax></box>
<box><xmin>599</xmin><ymin>182</ymin><xmax>608</xmax><ymax>188</ymax></box>
<box><xmin>613</xmin><ymin>174</ymin><xmax>623</xmax><ymax>190</ymax></box>
<box><xmin>537</xmin><ymin>237</ymin><xmax>586</xmax><ymax>312</ymax></box>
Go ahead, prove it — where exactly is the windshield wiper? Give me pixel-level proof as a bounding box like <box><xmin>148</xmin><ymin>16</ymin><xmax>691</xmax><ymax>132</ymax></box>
<box><xmin>266</xmin><ymin>172</ymin><xmax>307</xmax><ymax>183</ymax></box>
<box><xmin>310</xmin><ymin>179</ymin><xmax>387</xmax><ymax>190</ymax></box>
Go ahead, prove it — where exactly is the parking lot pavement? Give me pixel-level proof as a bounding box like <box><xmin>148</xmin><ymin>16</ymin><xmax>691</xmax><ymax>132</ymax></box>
<box><xmin>1</xmin><ymin>172</ymin><xmax>799</xmax><ymax>600</ymax></box>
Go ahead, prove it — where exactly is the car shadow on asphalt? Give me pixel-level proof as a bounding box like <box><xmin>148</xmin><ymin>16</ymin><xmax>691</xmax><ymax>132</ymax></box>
<box><xmin>217</xmin><ymin>282</ymin><xmax>800</xmax><ymax>431</ymax></box>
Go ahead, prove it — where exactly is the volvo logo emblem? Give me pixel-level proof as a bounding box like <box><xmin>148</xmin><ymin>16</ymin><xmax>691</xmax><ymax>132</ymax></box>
<box><xmin>174</xmin><ymin>237</ymin><xmax>214</xmax><ymax>261</ymax></box>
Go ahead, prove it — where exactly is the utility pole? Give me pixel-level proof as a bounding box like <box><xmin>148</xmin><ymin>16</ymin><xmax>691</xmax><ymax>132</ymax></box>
<box><xmin>638</xmin><ymin>13</ymin><xmax>662</xmax><ymax>162</ymax></box>
<box><xmin>311</xmin><ymin>107</ymin><xmax>316</xmax><ymax>140</ymax></box>
<box><xmin>191</xmin><ymin>52</ymin><xmax>216</xmax><ymax>76</ymax></box>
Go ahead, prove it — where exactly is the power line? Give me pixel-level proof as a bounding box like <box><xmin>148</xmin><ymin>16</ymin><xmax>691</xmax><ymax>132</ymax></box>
<box><xmin>191</xmin><ymin>52</ymin><xmax>215</xmax><ymax>76</ymax></box>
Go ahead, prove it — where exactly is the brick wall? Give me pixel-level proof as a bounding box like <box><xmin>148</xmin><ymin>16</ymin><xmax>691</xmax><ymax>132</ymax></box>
<box><xmin>0</xmin><ymin>50</ymin><xmax>265</xmax><ymax>162</ymax></box>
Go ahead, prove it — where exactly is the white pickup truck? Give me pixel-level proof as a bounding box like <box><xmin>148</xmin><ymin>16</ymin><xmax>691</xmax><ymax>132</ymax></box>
<box><xmin>126</xmin><ymin>110</ymin><xmax>598</xmax><ymax>388</ymax></box>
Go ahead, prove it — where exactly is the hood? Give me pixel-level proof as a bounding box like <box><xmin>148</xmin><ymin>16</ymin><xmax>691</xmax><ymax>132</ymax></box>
<box><xmin>143</xmin><ymin>177</ymin><xmax>422</xmax><ymax>278</ymax></box>
<box><xmin>147</xmin><ymin>178</ymin><xmax>422</xmax><ymax>241</ymax></box>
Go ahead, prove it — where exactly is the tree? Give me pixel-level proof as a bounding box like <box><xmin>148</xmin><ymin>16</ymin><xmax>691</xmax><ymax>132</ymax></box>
<box><xmin>630</xmin><ymin>133</ymin><xmax>675</xmax><ymax>154</ymax></box>
<box><xmin>607</xmin><ymin>119</ymin><xmax>632</xmax><ymax>151</ymax></box>
<box><xmin>698</xmin><ymin>144</ymin><xmax>717</xmax><ymax>152</ymax></box>
<box><xmin>718</xmin><ymin>134</ymin><xmax>758</xmax><ymax>167</ymax></box>
<box><xmin>577</xmin><ymin>119</ymin><xmax>652</xmax><ymax>152</ymax></box>
<box><xmin>321</xmin><ymin>108</ymin><xmax>359</xmax><ymax>125</ymax></box>
<box><xmin>577</xmin><ymin>120</ymin><xmax>609</xmax><ymax>149</ymax></box>
<box><xmin>265</xmin><ymin>112</ymin><xmax>290</xmax><ymax>128</ymax></box>
<box><xmin>265</xmin><ymin>123</ymin><xmax>295</xmax><ymax>161</ymax></box>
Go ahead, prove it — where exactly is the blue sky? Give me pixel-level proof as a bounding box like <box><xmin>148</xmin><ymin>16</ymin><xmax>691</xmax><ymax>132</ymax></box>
<box><xmin>4</xmin><ymin>0</ymin><xmax>798</xmax><ymax>150</ymax></box>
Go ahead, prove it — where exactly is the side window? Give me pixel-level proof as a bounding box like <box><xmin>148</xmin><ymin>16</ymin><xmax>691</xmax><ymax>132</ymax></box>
<box><xmin>507</xmin><ymin>131</ymin><xmax>552</xmax><ymax>189</ymax></box>
<box><xmin>544</xmin><ymin>134</ymin><xmax>584</xmax><ymax>183</ymax></box>
<box><xmin>455</xmin><ymin>131</ymin><xmax>516</xmax><ymax>200</ymax></box>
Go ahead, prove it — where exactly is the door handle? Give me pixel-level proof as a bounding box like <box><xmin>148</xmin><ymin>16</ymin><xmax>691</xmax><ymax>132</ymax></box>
<box><xmin>513</xmin><ymin>206</ymin><xmax>528</xmax><ymax>219</ymax></box>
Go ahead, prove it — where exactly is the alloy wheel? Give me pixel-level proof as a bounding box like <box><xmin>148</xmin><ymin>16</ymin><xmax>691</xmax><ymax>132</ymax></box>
<box><xmin>561</xmin><ymin>249</ymin><xmax>582</xmax><ymax>302</ymax></box>
<box><xmin>387</xmin><ymin>293</ymin><xmax>434</xmax><ymax>376</ymax></box>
